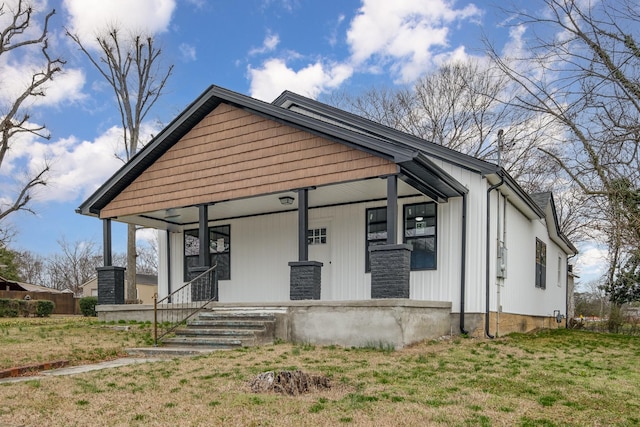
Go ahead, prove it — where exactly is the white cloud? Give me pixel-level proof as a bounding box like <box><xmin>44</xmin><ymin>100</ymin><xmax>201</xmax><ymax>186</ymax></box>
<box><xmin>575</xmin><ymin>243</ymin><xmax>608</xmax><ymax>284</ymax></box>
<box><xmin>502</xmin><ymin>24</ymin><xmax>527</xmax><ymax>60</ymax></box>
<box><xmin>249</xmin><ymin>32</ymin><xmax>280</xmax><ymax>56</ymax></box>
<box><xmin>179</xmin><ymin>43</ymin><xmax>197</xmax><ymax>62</ymax></box>
<box><xmin>245</xmin><ymin>0</ymin><xmax>486</xmax><ymax>99</ymax></box>
<box><xmin>1</xmin><ymin>121</ymin><xmax>163</xmax><ymax>204</ymax></box>
<box><xmin>63</xmin><ymin>0</ymin><xmax>177</xmax><ymax>48</ymax></box>
<box><xmin>346</xmin><ymin>0</ymin><xmax>483</xmax><ymax>83</ymax></box>
<box><xmin>137</xmin><ymin>228</ymin><xmax>158</xmax><ymax>245</ymax></box>
<box><xmin>328</xmin><ymin>14</ymin><xmax>345</xmax><ymax>47</ymax></box>
<box><xmin>248</xmin><ymin>58</ymin><xmax>353</xmax><ymax>101</ymax></box>
<box><xmin>0</xmin><ymin>3</ymin><xmax>87</xmax><ymax>110</ymax></box>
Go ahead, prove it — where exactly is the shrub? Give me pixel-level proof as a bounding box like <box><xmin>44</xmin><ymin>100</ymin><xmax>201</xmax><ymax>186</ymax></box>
<box><xmin>0</xmin><ymin>298</ymin><xmax>19</xmax><ymax>317</ymax></box>
<box><xmin>35</xmin><ymin>300</ymin><xmax>55</xmax><ymax>317</ymax></box>
<box><xmin>79</xmin><ymin>297</ymin><xmax>98</xmax><ymax>317</ymax></box>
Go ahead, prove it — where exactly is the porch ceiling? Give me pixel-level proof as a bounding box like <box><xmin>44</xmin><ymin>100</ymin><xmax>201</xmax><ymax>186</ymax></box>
<box><xmin>119</xmin><ymin>178</ymin><xmax>424</xmax><ymax>231</ymax></box>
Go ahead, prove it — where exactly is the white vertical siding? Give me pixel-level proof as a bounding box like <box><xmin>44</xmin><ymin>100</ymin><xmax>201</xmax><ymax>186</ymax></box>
<box><xmin>223</xmin><ymin>212</ymin><xmax>298</xmax><ymax>302</ymax></box>
<box><xmin>500</xmin><ymin>200</ymin><xmax>567</xmax><ymax>317</ymax></box>
<box><xmin>410</xmin><ymin>160</ymin><xmax>488</xmax><ymax>313</ymax></box>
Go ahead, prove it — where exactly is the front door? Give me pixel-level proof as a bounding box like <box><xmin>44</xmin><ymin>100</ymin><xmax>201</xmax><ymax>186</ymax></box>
<box><xmin>308</xmin><ymin>222</ymin><xmax>332</xmax><ymax>299</ymax></box>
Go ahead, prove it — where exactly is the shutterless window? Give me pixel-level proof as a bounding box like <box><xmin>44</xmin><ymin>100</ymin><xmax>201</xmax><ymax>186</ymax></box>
<box><xmin>404</xmin><ymin>202</ymin><xmax>437</xmax><ymax>270</ymax></box>
<box><xmin>557</xmin><ymin>255</ymin><xmax>562</xmax><ymax>287</ymax></box>
<box><xmin>308</xmin><ymin>228</ymin><xmax>327</xmax><ymax>245</ymax></box>
<box><xmin>535</xmin><ymin>238</ymin><xmax>546</xmax><ymax>289</ymax></box>
<box><xmin>184</xmin><ymin>225</ymin><xmax>231</xmax><ymax>281</ymax></box>
<box><xmin>366</xmin><ymin>207</ymin><xmax>387</xmax><ymax>272</ymax></box>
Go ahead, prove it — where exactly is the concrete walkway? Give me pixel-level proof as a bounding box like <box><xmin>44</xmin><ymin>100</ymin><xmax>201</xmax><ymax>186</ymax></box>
<box><xmin>0</xmin><ymin>358</ymin><xmax>164</xmax><ymax>384</ymax></box>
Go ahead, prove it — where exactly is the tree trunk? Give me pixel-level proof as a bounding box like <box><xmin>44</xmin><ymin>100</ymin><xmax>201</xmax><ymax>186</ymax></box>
<box><xmin>126</xmin><ymin>223</ymin><xmax>137</xmax><ymax>303</ymax></box>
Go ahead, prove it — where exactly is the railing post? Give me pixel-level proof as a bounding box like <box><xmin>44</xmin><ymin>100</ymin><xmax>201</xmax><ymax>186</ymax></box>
<box><xmin>153</xmin><ymin>263</ymin><xmax>218</xmax><ymax>345</ymax></box>
<box><xmin>153</xmin><ymin>293</ymin><xmax>158</xmax><ymax>347</ymax></box>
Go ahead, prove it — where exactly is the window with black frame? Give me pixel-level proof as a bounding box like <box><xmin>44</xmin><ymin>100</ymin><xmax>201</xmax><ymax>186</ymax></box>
<box><xmin>404</xmin><ymin>202</ymin><xmax>436</xmax><ymax>270</ymax></box>
<box><xmin>365</xmin><ymin>207</ymin><xmax>387</xmax><ymax>272</ymax></box>
<box><xmin>535</xmin><ymin>238</ymin><xmax>546</xmax><ymax>289</ymax></box>
<box><xmin>184</xmin><ymin>225</ymin><xmax>231</xmax><ymax>281</ymax></box>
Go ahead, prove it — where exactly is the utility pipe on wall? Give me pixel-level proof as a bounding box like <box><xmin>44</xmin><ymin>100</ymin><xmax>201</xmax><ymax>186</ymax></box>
<box><xmin>486</xmin><ymin>173</ymin><xmax>504</xmax><ymax>339</ymax></box>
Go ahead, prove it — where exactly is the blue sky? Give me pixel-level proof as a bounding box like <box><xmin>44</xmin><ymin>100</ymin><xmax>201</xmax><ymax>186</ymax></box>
<box><xmin>0</xmin><ymin>0</ymin><xmax>605</xmax><ymax>283</ymax></box>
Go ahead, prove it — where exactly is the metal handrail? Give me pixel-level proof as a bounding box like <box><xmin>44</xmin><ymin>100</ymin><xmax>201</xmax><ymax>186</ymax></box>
<box><xmin>153</xmin><ymin>263</ymin><xmax>218</xmax><ymax>346</ymax></box>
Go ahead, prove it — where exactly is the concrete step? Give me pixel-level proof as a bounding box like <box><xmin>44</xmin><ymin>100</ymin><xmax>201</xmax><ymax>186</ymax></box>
<box><xmin>126</xmin><ymin>347</ymin><xmax>221</xmax><ymax>357</ymax></box>
<box><xmin>187</xmin><ymin>319</ymin><xmax>269</xmax><ymax>330</ymax></box>
<box><xmin>157</xmin><ymin>311</ymin><xmax>277</xmax><ymax>350</ymax></box>
<box><xmin>162</xmin><ymin>336</ymin><xmax>246</xmax><ymax>349</ymax></box>
<box><xmin>197</xmin><ymin>312</ymin><xmax>276</xmax><ymax>322</ymax></box>
<box><xmin>174</xmin><ymin>328</ymin><xmax>255</xmax><ymax>337</ymax></box>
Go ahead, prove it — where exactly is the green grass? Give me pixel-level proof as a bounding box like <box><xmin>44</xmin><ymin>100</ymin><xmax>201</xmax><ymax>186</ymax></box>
<box><xmin>1</xmin><ymin>321</ymin><xmax>639</xmax><ymax>426</ymax></box>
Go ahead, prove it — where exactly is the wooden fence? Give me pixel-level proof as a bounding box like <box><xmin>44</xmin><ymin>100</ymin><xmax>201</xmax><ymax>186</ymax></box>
<box><xmin>0</xmin><ymin>291</ymin><xmax>79</xmax><ymax>315</ymax></box>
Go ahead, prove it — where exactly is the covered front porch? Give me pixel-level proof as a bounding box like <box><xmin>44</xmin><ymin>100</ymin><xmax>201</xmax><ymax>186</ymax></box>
<box><xmin>98</xmin><ymin>167</ymin><xmax>464</xmax><ymax>305</ymax></box>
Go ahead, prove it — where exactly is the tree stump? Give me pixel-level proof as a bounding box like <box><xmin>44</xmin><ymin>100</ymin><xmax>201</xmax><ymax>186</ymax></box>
<box><xmin>249</xmin><ymin>370</ymin><xmax>330</xmax><ymax>395</ymax></box>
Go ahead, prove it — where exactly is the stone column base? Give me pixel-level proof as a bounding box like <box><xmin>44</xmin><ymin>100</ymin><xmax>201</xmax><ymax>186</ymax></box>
<box><xmin>97</xmin><ymin>266</ymin><xmax>126</xmax><ymax>305</ymax></box>
<box><xmin>289</xmin><ymin>261</ymin><xmax>323</xmax><ymax>300</ymax></box>
<box><xmin>370</xmin><ymin>244</ymin><xmax>412</xmax><ymax>298</ymax></box>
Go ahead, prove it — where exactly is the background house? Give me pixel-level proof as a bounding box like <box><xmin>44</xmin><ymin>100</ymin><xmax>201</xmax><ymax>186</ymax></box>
<box><xmin>0</xmin><ymin>276</ymin><xmax>77</xmax><ymax>314</ymax></box>
<box><xmin>80</xmin><ymin>274</ymin><xmax>158</xmax><ymax>304</ymax></box>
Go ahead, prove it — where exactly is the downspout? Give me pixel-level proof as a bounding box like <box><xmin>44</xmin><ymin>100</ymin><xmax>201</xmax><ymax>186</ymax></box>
<box><xmin>460</xmin><ymin>193</ymin><xmax>469</xmax><ymax>335</ymax></box>
<box><xmin>485</xmin><ymin>173</ymin><xmax>504</xmax><ymax>339</ymax></box>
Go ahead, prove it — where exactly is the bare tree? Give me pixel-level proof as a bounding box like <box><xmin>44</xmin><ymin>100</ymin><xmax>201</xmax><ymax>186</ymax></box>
<box><xmin>67</xmin><ymin>27</ymin><xmax>173</xmax><ymax>302</ymax></box>
<box><xmin>331</xmin><ymin>60</ymin><xmax>562</xmax><ymax>194</ymax></box>
<box><xmin>14</xmin><ymin>250</ymin><xmax>46</xmax><ymax>285</ymax></box>
<box><xmin>47</xmin><ymin>238</ymin><xmax>101</xmax><ymax>295</ymax></box>
<box><xmin>486</xmin><ymin>0</ymin><xmax>640</xmax><ymax>292</ymax></box>
<box><xmin>136</xmin><ymin>237</ymin><xmax>158</xmax><ymax>275</ymax></box>
<box><xmin>0</xmin><ymin>1</ymin><xmax>63</xmax><ymax>235</ymax></box>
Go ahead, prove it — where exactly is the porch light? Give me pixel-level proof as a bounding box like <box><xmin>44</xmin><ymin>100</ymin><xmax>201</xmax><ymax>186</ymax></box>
<box><xmin>164</xmin><ymin>208</ymin><xmax>180</xmax><ymax>219</ymax></box>
<box><xmin>279</xmin><ymin>196</ymin><xmax>295</xmax><ymax>205</ymax></box>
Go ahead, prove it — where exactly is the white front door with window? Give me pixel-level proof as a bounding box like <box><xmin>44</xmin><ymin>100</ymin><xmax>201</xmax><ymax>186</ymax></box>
<box><xmin>308</xmin><ymin>222</ymin><xmax>332</xmax><ymax>299</ymax></box>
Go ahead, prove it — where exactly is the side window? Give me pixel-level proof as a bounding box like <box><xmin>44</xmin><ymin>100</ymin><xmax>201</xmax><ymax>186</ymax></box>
<box><xmin>404</xmin><ymin>202</ymin><xmax>437</xmax><ymax>270</ymax></box>
<box><xmin>366</xmin><ymin>207</ymin><xmax>387</xmax><ymax>272</ymax></box>
<box><xmin>535</xmin><ymin>238</ymin><xmax>546</xmax><ymax>289</ymax></box>
<box><xmin>184</xmin><ymin>225</ymin><xmax>231</xmax><ymax>281</ymax></box>
<box><xmin>557</xmin><ymin>254</ymin><xmax>562</xmax><ymax>287</ymax></box>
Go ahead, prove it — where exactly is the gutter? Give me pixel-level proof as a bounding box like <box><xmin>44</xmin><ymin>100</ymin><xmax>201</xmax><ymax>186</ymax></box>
<box><xmin>460</xmin><ymin>192</ymin><xmax>469</xmax><ymax>334</ymax></box>
<box><xmin>485</xmin><ymin>173</ymin><xmax>504</xmax><ymax>339</ymax></box>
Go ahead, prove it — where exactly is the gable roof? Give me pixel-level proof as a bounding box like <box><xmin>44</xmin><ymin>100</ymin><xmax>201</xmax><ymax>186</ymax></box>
<box><xmin>78</xmin><ymin>85</ymin><xmax>468</xmax><ymax>217</ymax></box>
<box><xmin>272</xmin><ymin>90</ymin><xmax>500</xmax><ymax>175</ymax></box>
<box><xmin>530</xmin><ymin>192</ymin><xmax>577</xmax><ymax>254</ymax></box>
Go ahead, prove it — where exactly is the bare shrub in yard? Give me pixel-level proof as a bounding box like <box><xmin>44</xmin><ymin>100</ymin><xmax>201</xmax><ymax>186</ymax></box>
<box><xmin>249</xmin><ymin>370</ymin><xmax>330</xmax><ymax>395</ymax></box>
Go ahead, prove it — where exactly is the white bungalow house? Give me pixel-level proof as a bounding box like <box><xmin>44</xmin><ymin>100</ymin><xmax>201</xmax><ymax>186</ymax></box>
<box><xmin>77</xmin><ymin>85</ymin><xmax>576</xmax><ymax>347</ymax></box>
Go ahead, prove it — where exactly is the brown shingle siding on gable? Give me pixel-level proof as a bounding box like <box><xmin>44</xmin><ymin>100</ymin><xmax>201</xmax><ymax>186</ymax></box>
<box><xmin>101</xmin><ymin>103</ymin><xmax>397</xmax><ymax>218</ymax></box>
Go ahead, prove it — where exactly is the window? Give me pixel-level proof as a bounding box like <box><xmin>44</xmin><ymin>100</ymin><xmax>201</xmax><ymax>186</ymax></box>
<box><xmin>557</xmin><ymin>255</ymin><xmax>562</xmax><ymax>287</ymax></box>
<box><xmin>184</xmin><ymin>225</ymin><xmax>231</xmax><ymax>281</ymax></box>
<box><xmin>404</xmin><ymin>203</ymin><xmax>437</xmax><ymax>270</ymax></box>
<box><xmin>535</xmin><ymin>238</ymin><xmax>546</xmax><ymax>289</ymax></box>
<box><xmin>308</xmin><ymin>228</ymin><xmax>327</xmax><ymax>245</ymax></box>
<box><xmin>365</xmin><ymin>207</ymin><xmax>387</xmax><ymax>272</ymax></box>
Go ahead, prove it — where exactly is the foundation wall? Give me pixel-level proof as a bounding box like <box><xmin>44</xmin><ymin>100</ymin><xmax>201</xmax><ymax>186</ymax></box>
<box><xmin>97</xmin><ymin>299</ymin><xmax>451</xmax><ymax>349</ymax></box>
<box><xmin>454</xmin><ymin>311</ymin><xmax>567</xmax><ymax>338</ymax></box>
